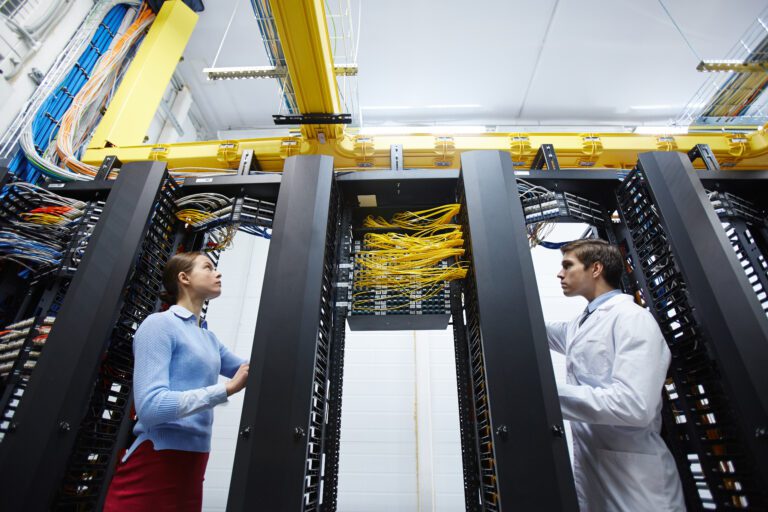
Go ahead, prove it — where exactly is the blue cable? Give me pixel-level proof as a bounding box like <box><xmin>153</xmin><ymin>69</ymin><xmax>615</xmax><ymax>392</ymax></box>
<box><xmin>10</xmin><ymin>4</ymin><xmax>128</xmax><ymax>184</ymax></box>
<box><xmin>239</xmin><ymin>225</ymin><xmax>272</xmax><ymax>240</ymax></box>
<box><xmin>538</xmin><ymin>240</ymin><xmax>570</xmax><ymax>250</ymax></box>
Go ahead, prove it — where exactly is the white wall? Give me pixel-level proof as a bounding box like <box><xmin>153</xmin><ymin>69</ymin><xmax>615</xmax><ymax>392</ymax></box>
<box><xmin>202</xmin><ymin>234</ymin><xmax>270</xmax><ymax>511</ymax></box>
<box><xmin>0</xmin><ymin>0</ymin><xmax>95</xmax><ymax>135</ymax></box>
<box><xmin>531</xmin><ymin>223</ymin><xmax>591</xmax><ymax>457</ymax></box>
<box><xmin>201</xmin><ymin>223</ymin><xmax>587</xmax><ymax>511</ymax></box>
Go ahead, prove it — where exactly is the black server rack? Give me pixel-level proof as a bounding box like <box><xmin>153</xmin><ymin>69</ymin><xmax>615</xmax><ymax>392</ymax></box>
<box><xmin>0</xmin><ymin>151</ymin><xmax>766</xmax><ymax>511</ymax></box>
<box><xmin>613</xmin><ymin>153</ymin><xmax>768</xmax><ymax>510</ymax></box>
<box><xmin>0</xmin><ymin>160</ymin><xmax>279</xmax><ymax>511</ymax></box>
<box><xmin>0</xmin><ymin>162</ymin><xmax>170</xmax><ymax>511</ymax></box>
<box><xmin>453</xmin><ymin>151</ymin><xmax>578</xmax><ymax>510</ymax></box>
<box><xmin>0</xmin><ymin>177</ymin><xmax>110</xmax><ymax>447</ymax></box>
<box><xmin>55</xmin><ymin>171</ymin><xmax>180</xmax><ymax>509</ymax></box>
<box><xmin>705</xmin><ymin>182</ymin><xmax>768</xmax><ymax>317</ymax></box>
<box><xmin>226</xmin><ymin>155</ymin><xmax>347</xmax><ymax>511</ymax></box>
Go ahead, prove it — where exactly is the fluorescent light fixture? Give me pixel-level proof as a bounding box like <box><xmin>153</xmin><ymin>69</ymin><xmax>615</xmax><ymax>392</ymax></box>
<box><xmin>424</xmin><ymin>104</ymin><xmax>482</xmax><ymax>109</ymax></box>
<box><xmin>204</xmin><ymin>64</ymin><xmax>357</xmax><ymax>81</ymax></box>
<box><xmin>629</xmin><ymin>104</ymin><xmax>677</xmax><ymax>110</ymax></box>
<box><xmin>361</xmin><ymin>104</ymin><xmax>481</xmax><ymax>111</ymax></box>
<box><xmin>203</xmin><ymin>66</ymin><xmax>287</xmax><ymax>80</ymax></box>
<box><xmin>358</xmin><ymin>125</ymin><xmax>487</xmax><ymax>135</ymax></box>
<box><xmin>360</xmin><ymin>105</ymin><xmax>415</xmax><ymax>111</ymax></box>
<box><xmin>634</xmin><ymin>126</ymin><xmax>688</xmax><ymax>135</ymax></box>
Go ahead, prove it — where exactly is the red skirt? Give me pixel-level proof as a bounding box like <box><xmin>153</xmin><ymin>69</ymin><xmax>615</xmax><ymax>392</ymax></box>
<box><xmin>103</xmin><ymin>441</ymin><xmax>210</xmax><ymax>512</ymax></box>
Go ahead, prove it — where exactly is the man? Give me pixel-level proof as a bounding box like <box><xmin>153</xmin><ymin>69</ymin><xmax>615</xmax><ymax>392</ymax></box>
<box><xmin>547</xmin><ymin>238</ymin><xmax>685</xmax><ymax>511</ymax></box>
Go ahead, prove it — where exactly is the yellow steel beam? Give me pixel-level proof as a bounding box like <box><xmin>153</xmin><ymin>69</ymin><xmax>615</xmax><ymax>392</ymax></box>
<box><xmin>269</xmin><ymin>0</ymin><xmax>342</xmax><ymax>140</ymax></box>
<box><xmin>88</xmin><ymin>0</ymin><xmax>197</xmax><ymax>149</ymax></box>
<box><xmin>82</xmin><ymin>127</ymin><xmax>768</xmax><ymax>171</ymax></box>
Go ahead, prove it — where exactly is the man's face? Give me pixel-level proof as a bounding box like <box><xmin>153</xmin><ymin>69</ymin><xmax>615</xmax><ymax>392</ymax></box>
<box><xmin>557</xmin><ymin>251</ymin><xmax>596</xmax><ymax>298</ymax></box>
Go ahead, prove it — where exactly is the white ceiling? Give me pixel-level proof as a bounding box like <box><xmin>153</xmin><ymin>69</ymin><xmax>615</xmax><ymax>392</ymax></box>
<box><xmin>176</xmin><ymin>0</ymin><xmax>768</xmax><ymax>138</ymax></box>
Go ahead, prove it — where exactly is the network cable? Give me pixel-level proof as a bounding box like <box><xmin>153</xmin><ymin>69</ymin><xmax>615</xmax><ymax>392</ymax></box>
<box><xmin>0</xmin><ymin>182</ymin><xmax>85</xmax><ymax>273</ymax></box>
<box><xmin>1</xmin><ymin>1</ymin><xmax>135</xmax><ymax>184</ymax></box>
<box><xmin>353</xmin><ymin>205</ymin><xmax>468</xmax><ymax>311</ymax></box>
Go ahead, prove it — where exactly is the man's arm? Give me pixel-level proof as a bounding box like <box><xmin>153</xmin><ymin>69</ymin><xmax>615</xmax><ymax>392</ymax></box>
<box><xmin>546</xmin><ymin>321</ymin><xmax>568</xmax><ymax>354</ymax></box>
<box><xmin>557</xmin><ymin>310</ymin><xmax>668</xmax><ymax>427</ymax></box>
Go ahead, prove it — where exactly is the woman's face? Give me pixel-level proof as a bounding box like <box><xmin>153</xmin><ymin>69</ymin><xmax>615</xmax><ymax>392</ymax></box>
<box><xmin>180</xmin><ymin>254</ymin><xmax>222</xmax><ymax>300</ymax></box>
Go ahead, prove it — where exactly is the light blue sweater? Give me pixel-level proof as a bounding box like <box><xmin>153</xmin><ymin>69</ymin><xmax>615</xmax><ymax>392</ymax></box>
<box><xmin>124</xmin><ymin>305</ymin><xmax>247</xmax><ymax>460</ymax></box>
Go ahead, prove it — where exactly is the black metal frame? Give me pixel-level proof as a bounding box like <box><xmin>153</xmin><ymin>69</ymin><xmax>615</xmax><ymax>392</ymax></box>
<box><xmin>531</xmin><ymin>143</ymin><xmax>561</xmax><ymax>171</ymax></box>
<box><xmin>56</xmin><ymin>173</ymin><xmax>180</xmax><ymax>510</ymax></box>
<box><xmin>688</xmin><ymin>143</ymin><xmax>720</xmax><ymax>171</ymax></box>
<box><xmin>0</xmin><ymin>162</ymin><xmax>169</xmax><ymax>511</ymax></box>
<box><xmin>273</xmin><ymin>113</ymin><xmax>352</xmax><ymax>125</ymax></box>
<box><xmin>455</xmin><ymin>151</ymin><xmax>578</xmax><ymax>510</ymax></box>
<box><xmin>614</xmin><ymin>152</ymin><xmax>768</xmax><ymax>510</ymax></box>
<box><xmin>226</xmin><ymin>155</ymin><xmax>342</xmax><ymax>511</ymax></box>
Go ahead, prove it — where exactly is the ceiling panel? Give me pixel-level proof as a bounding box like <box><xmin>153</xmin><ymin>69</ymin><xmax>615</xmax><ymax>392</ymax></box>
<box><xmin>355</xmin><ymin>0</ymin><xmax>561</xmax><ymax>125</ymax></box>
<box><xmin>175</xmin><ymin>0</ymin><xmax>768</xmax><ymax>134</ymax></box>
<box><xmin>176</xmin><ymin>0</ymin><xmax>285</xmax><ymax>134</ymax></box>
<box><xmin>523</xmin><ymin>0</ymin><xmax>765</xmax><ymax>125</ymax></box>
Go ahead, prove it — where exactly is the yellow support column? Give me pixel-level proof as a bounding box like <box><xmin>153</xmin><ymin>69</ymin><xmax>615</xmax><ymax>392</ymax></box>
<box><xmin>269</xmin><ymin>0</ymin><xmax>342</xmax><ymax>140</ymax></box>
<box><xmin>88</xmin><ymin>0</ymin><xmax>198</xmax><ymax>149</ymax></box>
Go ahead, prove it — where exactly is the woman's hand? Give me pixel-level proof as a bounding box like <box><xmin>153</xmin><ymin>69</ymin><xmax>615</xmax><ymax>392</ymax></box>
<box><xmin>226</xmin><ymin>363</ymin><xmax>249</xmax><ymax>396</ymax></box>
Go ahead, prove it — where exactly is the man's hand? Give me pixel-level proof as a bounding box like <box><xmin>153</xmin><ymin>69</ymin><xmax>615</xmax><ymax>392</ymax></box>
<box><xmin>226</xmin><ymin>363</ymin><xmax>249</xmax><ymax>396</ymax></box>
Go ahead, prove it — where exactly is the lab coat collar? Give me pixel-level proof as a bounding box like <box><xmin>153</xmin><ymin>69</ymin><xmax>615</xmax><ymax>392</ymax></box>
<box><xmin>571</xmin><ymin>294</ymin><xmax>632</xmax><ymax>340</ymax></box>
<box><xmin>592</xmin><ymin>292</ymin><xmax>632</xmax><ymax>313</ymax></box>
<box><xmin>587</xmin><ymin>289</ymin><xmax>623</xmax><ymax>314</ymax></box>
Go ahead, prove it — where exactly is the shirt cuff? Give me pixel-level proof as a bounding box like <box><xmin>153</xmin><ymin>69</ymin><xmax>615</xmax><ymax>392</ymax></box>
<box><xmin>207</xmin><ymin>383</ymin><xmax>228</xmax><ymax>406</ymax></box>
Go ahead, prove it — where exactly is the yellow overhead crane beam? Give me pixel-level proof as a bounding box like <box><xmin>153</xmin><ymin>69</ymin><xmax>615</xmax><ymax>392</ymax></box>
<box><xmin>83</xmin><ymin>130</ymin><xmax>768</xmax><ymax>171</ymax></box>
<box><xmin>82</xmin><ymin>0</ymin><xmax>768</xmax><ymax>171</ymax></box>
<box><xmin>269</xmin><ymin>0</ymin><xmax>342</xmax><ymax>140</ymax></box>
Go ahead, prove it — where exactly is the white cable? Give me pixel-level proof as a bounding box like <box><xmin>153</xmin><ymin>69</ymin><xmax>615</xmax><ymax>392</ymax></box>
<box><xmin>353</xmin><ymin>0</ymin><xmax>361</xmax><ymax>63</ymax></box>
<box><xmin>212</xmin><ymin>0</ymin><xmax>240</xmax><ymax>68</ymax></box>
<box><xmin>0</xmin><ymin>0</ymin><xmax>133</xmax><ymax>158</ymax></box>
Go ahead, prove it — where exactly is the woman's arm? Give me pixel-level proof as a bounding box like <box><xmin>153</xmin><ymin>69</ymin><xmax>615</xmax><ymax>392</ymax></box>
<box><xmin>217</xmin><ymin>337</ymin><xmax>248</xmax><ymax>378</ymax></box>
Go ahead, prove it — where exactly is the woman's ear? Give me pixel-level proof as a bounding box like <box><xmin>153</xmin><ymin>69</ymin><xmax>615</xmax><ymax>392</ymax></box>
<box><xmin>178</xmin><ymin>271</ymin><xmax>191</xmax><ymax>286</ymax></box>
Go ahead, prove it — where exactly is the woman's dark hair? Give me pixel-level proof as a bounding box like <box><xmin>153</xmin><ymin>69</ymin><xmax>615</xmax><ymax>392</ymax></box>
<box><xmin>160</xmin><ymin>251</ymin><xmax>205</xmax><ymax>303</ymax></box>
<box><xmin>560</xmin><ymin>238</ymin><xmax>624</xmax><ymax>289</ymax></box>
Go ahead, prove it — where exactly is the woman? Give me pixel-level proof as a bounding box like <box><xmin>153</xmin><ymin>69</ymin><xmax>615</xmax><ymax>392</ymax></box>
<box><xmin>104</xmin><ymin>251</ymin><xmax>249</xmax><ymax>511</ymax></box>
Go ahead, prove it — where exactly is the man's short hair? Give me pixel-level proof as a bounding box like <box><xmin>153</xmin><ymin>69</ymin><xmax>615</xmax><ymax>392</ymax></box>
<box><xmin>560</xmin><ymin>238</ymin><xmax>624</xmax><ymax>289</ymax></box>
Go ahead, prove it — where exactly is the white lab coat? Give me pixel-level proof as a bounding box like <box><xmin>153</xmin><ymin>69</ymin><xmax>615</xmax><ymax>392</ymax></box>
<box><xmin>547</xmin><ymin>293</ymin><xmax>685</xmax><ymax>512</ymax></box>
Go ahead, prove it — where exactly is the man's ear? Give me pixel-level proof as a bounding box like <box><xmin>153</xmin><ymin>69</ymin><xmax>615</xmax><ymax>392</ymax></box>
<box><xmin>591</xmin><ymin>261</ymin><xmax>604</xmax><ymax>279</ymax></box>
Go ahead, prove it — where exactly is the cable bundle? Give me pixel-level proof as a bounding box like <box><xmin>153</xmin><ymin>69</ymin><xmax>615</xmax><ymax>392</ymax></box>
<box><xmin>204</xmin><ymin>224</ymin><xmax>238</xmax><ymax>252</ymax></box>
<box><xmin>174</xmin><ymin>193</ymin><xmax>273</xmax><ymax>248</ymax></box>
<box><xmin>175</xmin><ymin>193</ymin><xmax>234</xmax><ymax>228</ymax></box>
<box><xmin>362</xmin><ymin>204</ymin><xmax>461</xmax><ymax>230</ymax></box>
<box><xmin>0</xmin><ymin>183</ymin><xmax>85</xmax><ymax>272</ymax></box>
<box><xmin>10</xmin><ymin>2</ymin><xmax>153</xmax><ymax>181</ymax></box>
<box><xmin>354</xmin><ymin>205</ymin><xmax>468</xmax><ymax>311</ymax></box>
<box><xmin>52</xmin><ymin>5</ymin><xmax>155</xmax><ymax>179</ymax></box>
<box><xmin>1</xmin><ymin>1</ymin><xmax>134</xmax><ymax>183</ymax></box>
<box><xmin>174</xmin><ymin>193</ymin><xmax>235</xmax><ymax>251</ymax></box>
<box><xmin>0</xmin><ymin>316</ymin><xmax>55</xmax><ymax>378</ymax></box>
<box><xmin>518</xmin><ymin>179</ymin><xmax>559</xmax><ymax>248</ymax></box>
